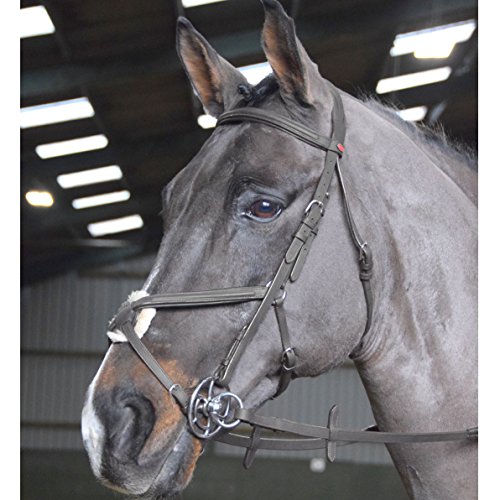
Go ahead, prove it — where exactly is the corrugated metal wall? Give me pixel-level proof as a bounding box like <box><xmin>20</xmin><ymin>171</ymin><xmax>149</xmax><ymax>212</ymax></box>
<box><xmin>21</xmin><ymin>256</ymin><xmax>151</xmax><ymax>450</ymax></box>
<box><xmin>21</xmin><ymin>254</ymin><xmax>391</xmax><ymax>464</ymax></box>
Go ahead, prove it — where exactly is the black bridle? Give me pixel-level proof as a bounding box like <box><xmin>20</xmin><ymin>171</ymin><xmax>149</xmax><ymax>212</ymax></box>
<box><xmin>107</xmin><ymin>85</ymin><xmax>477</xmax><ymax>467</ymax></box>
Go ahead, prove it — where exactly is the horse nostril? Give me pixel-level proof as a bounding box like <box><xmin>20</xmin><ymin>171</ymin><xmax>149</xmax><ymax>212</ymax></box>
<box><xmin>105</xmin><ymin>391</ymin><xmax>156</xmax><ymax>463</ymax></box>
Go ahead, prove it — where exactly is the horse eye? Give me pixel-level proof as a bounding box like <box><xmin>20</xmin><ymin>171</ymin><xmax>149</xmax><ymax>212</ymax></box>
<box><xmin>246</xmin><ymin>199</ymin><xmax>283</xmax><ymax>221</ymax></box>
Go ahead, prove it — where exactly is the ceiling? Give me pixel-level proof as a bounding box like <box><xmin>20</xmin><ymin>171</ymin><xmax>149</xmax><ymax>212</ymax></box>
<box><xmin>21</xmin><ymin>0</ymin><xmax>478</xmax><ymax>285</ymax></box>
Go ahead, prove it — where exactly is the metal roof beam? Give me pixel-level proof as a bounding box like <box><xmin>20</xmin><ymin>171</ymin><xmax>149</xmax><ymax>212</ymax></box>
<box><xmin>22</xmin><ymin>0</ymin><xmax>477</xmax><ymax>101</ymax></box>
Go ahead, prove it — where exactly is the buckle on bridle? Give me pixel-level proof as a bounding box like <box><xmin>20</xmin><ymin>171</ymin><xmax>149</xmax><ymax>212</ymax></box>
<box><xmin>281</xmin><ymin>347</ymin><xmax>297</xmax><ymax>372</ymax></box>
<box><xmin>168</xmin><ymin>383</ymin><xmax>181</xmax><ymax>397</ymax></box>
<box><xmin>304</xmin><ymin>199</ymin><xmax>324</xmax><ymax>217</ymax></box>
<box><xmin>272</xmin><ymin>288</ymin><xmax>287</xmax><ymax>307</ymax></box>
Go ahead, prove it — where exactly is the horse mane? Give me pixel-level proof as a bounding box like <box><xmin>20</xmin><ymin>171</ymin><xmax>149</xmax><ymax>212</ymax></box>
<box><xmin>248</xmin><ymin>76</ymin><xmax>477</xmax><ymax>172</ymax></box>
<box><xmin>239</xmin><ymin>75</ymin><xmax>477</xmax><ymax>206</ymax></box>
<box><xmin>360</xmin><ymin>94</ymin><xmax>477</xmax><ymax>173</ymax></box>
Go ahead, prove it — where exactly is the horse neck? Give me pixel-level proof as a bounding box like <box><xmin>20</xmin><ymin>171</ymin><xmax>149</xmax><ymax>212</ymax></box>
<box><xmin>338</xmin><ymin>95</ymin><xmax>477</xmax><ymax>497</ymax></box>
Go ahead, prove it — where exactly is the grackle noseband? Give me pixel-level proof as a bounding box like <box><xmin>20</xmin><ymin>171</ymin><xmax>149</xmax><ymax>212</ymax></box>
<box><xmin>107</xmin><ymin>84</ymin><xmax>477</xmax><ymax>467</ymax></box>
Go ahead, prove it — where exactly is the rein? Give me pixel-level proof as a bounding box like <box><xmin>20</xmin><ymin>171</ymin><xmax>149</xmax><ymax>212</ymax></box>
<box><xmin>107</xmin><ymin>85</ymin><xmax>477</xmax><ymax>467</ymax></box>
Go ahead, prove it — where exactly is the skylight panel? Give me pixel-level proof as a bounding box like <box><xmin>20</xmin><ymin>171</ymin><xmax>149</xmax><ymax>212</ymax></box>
<box><xmin>238</xmin><ymin>62</ymin><xmax>272</xmax><ymax>85</ymax></box>
<box><xmin>376</xmin><ymin>67</ymin><xmax>452</xmax><ymax>94</ymax></box>
<box><xmin>197</xmin><ymin>114</ymin><xmax>217</xmax><ymax>129</ymax></box>
<box><xmin>25</xmin><ymin>190</ymin><xmax>54</xmax><ymax>207</ymax></box>
<box><xmin>35</xmin><ymin>134</ymin><xmax>108</xmax><ymax>159</ymax></box>
<box><xmin>21</xmin><ymin>98</ymin><xmax>95</xmax><ymax>129</ymax></box>
<box><xmin>56</xmin><ymin>165</ymin><xmax>123</xmax><ymax>189</ymax></box>
<box><xmin>390</xmin><ymin>19</ymin><xmax>477</xmax><ymax>59</ymax></box>
<box><xmin>182</xmin><ymin>0</ymin><xmax>227</xmax><ymax>8</ymax></box>
<box><xmin>88</xmin><ymin>215</ymin><xmax>144</xmax><ymax>237</ymax></box>
<box><xmin>72</xmin><ymin>190</ymin><xmax>130</xmax><ymax>210</ymax></box>
<box><xmin>21</xmin><ymin>5</ymin><xmax>55</xmax><ymax>39</ymax></box>
<box><xmin>396</xmin><ymin>106</ymin><xmax>428</xmax><ymax>122</ymax></box>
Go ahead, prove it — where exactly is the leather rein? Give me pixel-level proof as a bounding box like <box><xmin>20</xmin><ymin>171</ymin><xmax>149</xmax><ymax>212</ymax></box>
<box><xmin>107</xmin><ymin>85</ymin><xmax>477</xmax><ymax>467</ymax></box>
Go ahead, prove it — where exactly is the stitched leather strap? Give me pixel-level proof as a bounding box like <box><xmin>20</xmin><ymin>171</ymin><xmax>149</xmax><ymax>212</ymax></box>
<box><xmin>233</xmin><ymin>409</ymin><xmax>478</xmax><ymax>444</ymax></box>
<box><xmin>133</xmin><ymin>287</ymin><xmax>268</xmax><ymax>310</ymax></box>
<box><xmin>216</xmin><ymin>408</ymin><xmax>478</xmax><ymax>450</ymax></box>
<box><xmin>217</xmin><ymin>108</ymin><xmax>339</xmax><ymax>153</ymax></box>
<box><xmin>215</xmin><ymin>425</ymin><xmax>478</xmax><ymax>453</ymax></box>
<box><xmin>216</xmin><ymin>260</ymin><xmax>295</xmax><ymax>385</ymax></box>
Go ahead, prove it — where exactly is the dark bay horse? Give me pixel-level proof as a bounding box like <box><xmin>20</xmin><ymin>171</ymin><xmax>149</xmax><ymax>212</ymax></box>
<box><xmin>81</xmin><ymin>1</ymin><xmax>477</xmax><ymax>498</ymax></box>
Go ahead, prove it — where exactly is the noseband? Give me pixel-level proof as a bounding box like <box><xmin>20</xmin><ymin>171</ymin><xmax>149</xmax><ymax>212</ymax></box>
<box><xmin>107</xmin><ymin>85</ymin><xmax>477</xmax><ymax>465</ymax></box>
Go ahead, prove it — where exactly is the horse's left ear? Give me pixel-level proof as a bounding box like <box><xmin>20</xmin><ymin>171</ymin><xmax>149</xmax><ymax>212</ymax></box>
<box><xmin>261</xmin><ymin>0</ymin><xmax>325</xmax><ymax>106</ymax></box>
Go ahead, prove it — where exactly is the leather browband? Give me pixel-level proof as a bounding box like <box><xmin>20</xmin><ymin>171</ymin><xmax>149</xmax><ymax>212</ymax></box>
<box><xmin>217</xmin><ymin>108</ymin><xmax>342</xmax><ymax>153</ymax></box>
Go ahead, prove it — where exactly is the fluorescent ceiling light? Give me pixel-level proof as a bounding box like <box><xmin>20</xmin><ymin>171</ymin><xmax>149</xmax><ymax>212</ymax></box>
<box><xmin>72</xmin><ymin>190</ymin><xmax>130</xmax><ymax>210</ymax></box>
<box><xmin>197</xmin><ymin>114</ymin><xmax>217</xmax><ymax>129</ymax></box>
<box><xmin>35</xmin><ymin>134</ymin><xmax>108</xmax><ymax>159</ymax></box>
<box><xmin>396</xmin><ymin>106</ymin><xmax>428</xmax><ymax>122</ymax></box>
<box><xmin>182</xmin><ymin>0</ymin><xmax>227</xmax><ymax>7</ymax></box>
<box><xmin>390</xmin><ymin>19</ymin><xmax>477</xmax><ymax>59</ymax></box>
<box><xmin>25</xmin><ymin>190</ymin><xmax>54</xmax><ymax>207</ymax></box>
<box><xmin>21</xmin><ymin>97</ymin><xmax>95</xmax><ymax>129</ymax></box>
<box><xmin>57</xmin><ymin>165</ymin><xmax>123</xmax><ymax>189</ymax></box>
<box><xmin>238</xmin><ymin>62</ymin><xmax>272</xmax><ymax>85</ymax></box>
<box><xmin>376</xmin><ymin>67</ymin><xmax>452</xmax><ymax>94</ymax></box>
<box><xmin>88</xmin><ymin>214</ymin><xmax>144</xmax><ymax>237</ymax></box>
<box><xmin>21</xmin><ymin>5</ymin><xmax>56</xmax><ymax>39</ymax></box>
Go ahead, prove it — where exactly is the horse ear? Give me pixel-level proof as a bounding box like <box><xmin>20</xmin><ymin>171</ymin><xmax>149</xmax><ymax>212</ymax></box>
<box><xmin>261</xmin><ymin>0</ymin><xmax>323</xmax><ymax>105</ymax></box>
<box><xmin>177</xmin><ymin>17</ymin><xmax>248</xmax><ymax>117</ymax></box>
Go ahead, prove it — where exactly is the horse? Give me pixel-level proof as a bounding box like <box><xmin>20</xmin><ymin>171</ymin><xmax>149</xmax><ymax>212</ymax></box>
<box><xmin>81</xmin><ymin>1</ymin><xmax>477</xmax><ymax>498</ymax></box>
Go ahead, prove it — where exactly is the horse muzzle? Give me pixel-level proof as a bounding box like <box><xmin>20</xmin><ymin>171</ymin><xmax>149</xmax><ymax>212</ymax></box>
<box><xmin>81</xmin><ymin>360</ymin><xmax>203</xmax><ymax>497</ymax></box>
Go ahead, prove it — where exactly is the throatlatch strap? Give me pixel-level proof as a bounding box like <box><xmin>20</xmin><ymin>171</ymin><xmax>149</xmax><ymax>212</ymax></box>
<box><xmin>335</xmin><ymin>158</ymin><xmax>374</xmax><ymax>335</ymax></box>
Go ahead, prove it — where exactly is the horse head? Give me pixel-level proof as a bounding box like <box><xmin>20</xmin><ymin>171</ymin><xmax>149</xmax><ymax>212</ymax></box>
<box><xmin>81</xmin><ymin>1</ymin><xmax>478</xmax><ymax>499</ymax></box>
<box><xmin>81</xmin><ymin>1</ymin><xmax>368</xmax><ymax>496</ymax></box>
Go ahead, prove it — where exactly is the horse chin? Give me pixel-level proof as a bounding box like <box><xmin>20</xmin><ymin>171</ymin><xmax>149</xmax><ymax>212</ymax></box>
<box><xmin>143</xmin><ymin>429</ymin><xmax>203</xmax><ymax>499</ymax></box>
<box><xmin>101</xmin><ymin>427</ymin><xmax>203</xmax><ymax>499</ymax></box>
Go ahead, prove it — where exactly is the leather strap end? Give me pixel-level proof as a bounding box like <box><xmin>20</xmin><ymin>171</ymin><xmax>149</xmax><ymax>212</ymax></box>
<box><xmin>243</xmin><ymin>426</ymin><xmax>263</xmax><ymax>469</ymax></box>
<box><xmin>327</xmin><ymin>405</ymin><xmax>339</xmax><ymax>463</ymax></box>
<box><xmin>285</xmin><ymin>237</ymin><xmax>305</xmax><ymax>264</ymax></box>
<box><xmin>466</xmin><ymin>427</ymin><xmax>478</xmax><ymax>440</ymax></box>
<box><xmin>290</xmin><ymin>229</ymin><xmax>317</xmax><ymax>282</ymax></box>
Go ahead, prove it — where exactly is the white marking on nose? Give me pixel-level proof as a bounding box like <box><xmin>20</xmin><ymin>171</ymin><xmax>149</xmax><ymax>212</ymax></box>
<box><xmin>107</xmin><ymin>290</ymin><xmax>157</xmax><ymax>343</ymax></box>
<box><xmin>81</xmin><ymin>347</ymin><xmax>114</xmax><ymax>478</ymax></box>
